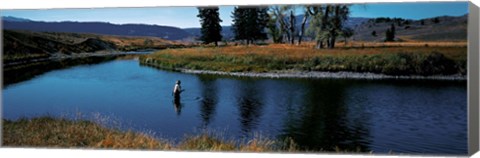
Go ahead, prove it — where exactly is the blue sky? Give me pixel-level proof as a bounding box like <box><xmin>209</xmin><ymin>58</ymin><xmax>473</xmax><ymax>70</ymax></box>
<box><xmin>0</xmin><ymin>2</ymin><xmax>468</xmax><ymax>28</ymax></box>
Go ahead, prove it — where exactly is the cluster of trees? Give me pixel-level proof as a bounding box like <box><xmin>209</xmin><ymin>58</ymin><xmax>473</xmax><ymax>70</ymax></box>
<box><xmin>267</xmin><ymin>5</ymin><xmax>354</xmax><ymax>48</ymax></box>
<box><xmin>370</xmin><ymin>17</ymin><xmax>396</xmax><ymax>23</ymax></box>
<box><xmin>231</xmin><ymin>7</ymin><xmax>270</xmax><ymax>45</ymax></box>
<box><xmin>197</xmin><ymin>5</ymin><xmax>354</xmax><ymax>49</ymax></box>
<box><xmin>370</xmin><ymin>24</ymin><xmax>395</xmax><ymax>41</ymax></box>
<box><xmin>369</xmin><ymin>17</ymin><xmax>412</xmax><ymax>26</ymax></box>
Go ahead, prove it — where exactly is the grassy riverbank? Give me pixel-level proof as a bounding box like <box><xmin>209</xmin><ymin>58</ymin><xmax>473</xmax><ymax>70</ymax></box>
<box><xmin>3</xmin><ymin>30</ymin><xmax>186</xmax><ymax>64</ymax></box>
<box><xmin>140</xmin><ymin>44</ymin><xmax>466</xmax><ymax>76</ymax></box>
<box><xmin>2</xmin><ymin>117</ymin><xmax>299</xmax><ymax>152</ymax></box>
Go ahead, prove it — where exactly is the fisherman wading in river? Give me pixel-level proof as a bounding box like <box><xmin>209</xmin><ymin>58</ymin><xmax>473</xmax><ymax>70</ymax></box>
<box><xmin>172</xmin><ymin>80</ymin><xmax>185</xmax><ymax>101</ymax></box>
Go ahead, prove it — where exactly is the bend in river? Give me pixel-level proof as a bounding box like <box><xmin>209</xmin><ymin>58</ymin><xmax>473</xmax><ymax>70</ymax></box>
<box><xmin>2</xmin><ymin>56</ymin><xmax>467</xmax><ymax>154</ymax></box>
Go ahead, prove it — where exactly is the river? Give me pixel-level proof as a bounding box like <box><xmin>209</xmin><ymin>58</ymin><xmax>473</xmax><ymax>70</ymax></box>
<box><xmin>2</xmin><ymin>57</ymin><xmax>467</xmax><ymax>154</ymax></box>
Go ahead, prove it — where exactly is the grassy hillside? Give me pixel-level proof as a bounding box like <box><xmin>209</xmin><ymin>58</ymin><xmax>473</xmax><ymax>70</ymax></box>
<box><xmin>141</xmin><ymin>44</ymin><xmax>466</xmax><ymax>76</ymax></box>
<box><xmin>352</xmin><ymin>15</ymin><xmax>467</xmax><ymax>42</ymax></box>
<box><xmin>3</xmin><ymin>30</ymin><xmax>185</xmax><ymax>64</ymax></box>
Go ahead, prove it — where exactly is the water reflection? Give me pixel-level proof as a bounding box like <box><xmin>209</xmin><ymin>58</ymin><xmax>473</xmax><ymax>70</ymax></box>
<box><xmin>198</xmin><ymin>75</ymin><xmax>218</xmax><ymax>128</ymax></box>
<box><xmin>3</xmin><ymin>56</ymin><xmax>117</xmax><ymax>87</ymax></box>
<box><xmin>235</xmin><ymin>80</ymin><xmax>265</xmax><ymax>136</ymax></box>
<box><xmin>280</xmin><ymin>79</ymin><xmax>370</xmax><ymax>151</ymax></box>
<box><xmin>173</xmin><ymin>96</ymin><xmax>182</xmax><ymax>116</ymax></box>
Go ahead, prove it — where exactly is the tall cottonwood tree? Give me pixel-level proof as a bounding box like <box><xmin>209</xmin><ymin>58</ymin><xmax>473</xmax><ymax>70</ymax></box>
<box><xmin>197</xmin><ymin>7</ymin><xmax>223</xmax><ymax>46</ymax></box>
<box><xmin>268</xmin><ymin>6</ymin><xmax>287</xmax><ymax>43</ymax></box>
<box><xmin>267</xmin><ymin>8</ymin><xmax>283</xmax><ymax>43</ymax></box>
<box><xmin>328</xmin><ymin>5</ymin><xmax>349</xmax><ymax>48</ymax></box>
<box><xmin>286</xmin><ymin>6</ymin><xmax>296</xmax><ymax>44</ymax></box>
<box><xmin>306</xmin><ymin>5</ymin><xmax>328</xmax><ymax>49</ymax></box>
<box><xmin>268</xmin><ymin>6</ymin><xmax>297</xmax><ymax>45</ymax></box>
<box><xmin>306</xmin><ymin>4</ymin><xmax>350</xmax><ymax>49</ymax></box>
<box><xmin>297</xmin><ymin>7</ymin><xmax>310</xmax><ymax>45</ymax></box>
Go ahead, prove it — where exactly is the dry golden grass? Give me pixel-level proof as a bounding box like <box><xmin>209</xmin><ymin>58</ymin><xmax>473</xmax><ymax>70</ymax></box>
<box><xmin>97</xmin><ymin>35</ymin><xmax>188</xmax><ymax>51</ymax></box>
<box><xmin>2</xmin><ymin>117</ymin><xmax>172</xmax><ymax>150</ymax></box>
<box><xmin>147</xmin><ymin>44</ymin><xmax>465</xmax><ymax>60</ymax></box>
<box><xmin>2</xmin><ymin>117</ymin><xmax>298</xmax><ymax>152</ymax></box>
<box><xmin>99</xmin><ymin>35</ymin><xmax>181</xmax><ymax>47</ymax></box>
<box><xmin>177</xmin><ymin>134</ymin><xmax>237</xmax><ymax>151</ymax></box>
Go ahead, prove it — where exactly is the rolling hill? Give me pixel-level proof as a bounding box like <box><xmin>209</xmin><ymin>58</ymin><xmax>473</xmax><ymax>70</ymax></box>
<box><xmin>351</xmin><ymin>14</ymin><xmax>468</xmax><ymax>42</ymax></box>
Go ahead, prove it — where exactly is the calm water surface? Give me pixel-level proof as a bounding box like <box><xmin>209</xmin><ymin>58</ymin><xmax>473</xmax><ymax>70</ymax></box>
<box><xmin>2</xmin><ymin>58</ymin><xmax>467</xmax><ymax>154</ymax></box>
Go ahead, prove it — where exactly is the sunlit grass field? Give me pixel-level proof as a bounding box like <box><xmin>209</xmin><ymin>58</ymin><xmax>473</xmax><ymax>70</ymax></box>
<box><xmin>141</xmin><ymin>43</ymin><xmax>467</xmax><ymax>76</ymax></box>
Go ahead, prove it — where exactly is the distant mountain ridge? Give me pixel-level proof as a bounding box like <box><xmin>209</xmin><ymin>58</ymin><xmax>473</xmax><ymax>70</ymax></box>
<box><xmin>2</xmin><ymin>17</ymin><xmax>191</xmax><ymax>41</ymax></box>
<box><xmin>2</xmin><ymin>16</ymin><xmax>32</xmax><ymax>22</ymax></box>
<box><xmin>183</xmin><ymin>26</ymin><xmax>234</xmax><ymax>40</ymax></box>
